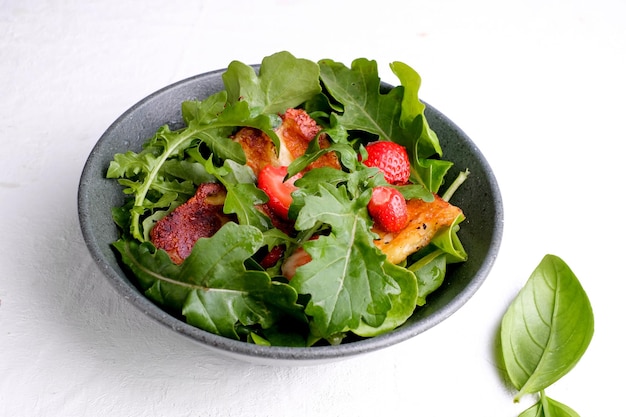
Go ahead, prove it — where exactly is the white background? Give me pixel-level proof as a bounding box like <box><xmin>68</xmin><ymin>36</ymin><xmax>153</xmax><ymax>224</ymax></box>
<box><xmin>1</xmin><ymin>0</ymin><xmax>624</xmax><ymax>415</ymax></box>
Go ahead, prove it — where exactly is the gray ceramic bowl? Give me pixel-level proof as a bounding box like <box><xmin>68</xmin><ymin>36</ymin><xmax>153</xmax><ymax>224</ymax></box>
<box><xmin>78</xmin><ymin>67</ymin><xmax>503</xmax><ymax>365</ymax></box>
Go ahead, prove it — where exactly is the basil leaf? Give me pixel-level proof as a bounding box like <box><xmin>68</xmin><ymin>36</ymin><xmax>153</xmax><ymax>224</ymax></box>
<box><xmin>500</xmin><ymin>255</ymin><xmax>594</xmax><ymax>401</ymax></box>
<box><xmin>519</xmin><ymin>396</ymin><xmax>581</xmax><ymax>417</ymax></box>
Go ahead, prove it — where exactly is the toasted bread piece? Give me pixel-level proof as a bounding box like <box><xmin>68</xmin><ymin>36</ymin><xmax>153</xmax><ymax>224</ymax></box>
<box><xmin>150</xmin><ymin>183</ymin><xmax>233</xmax><ymax>264</ymax></box>
<box><xmin>373</xmin><ymin>195</ymin><xmax>463</xmax><ymax>264</ymax></box>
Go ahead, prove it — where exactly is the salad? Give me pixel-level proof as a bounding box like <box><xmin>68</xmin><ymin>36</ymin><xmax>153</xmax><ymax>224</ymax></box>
<box><xmin>107</xmin><ymin>51</ymin><xmax>468</xmax><ymax>347</ymax></box>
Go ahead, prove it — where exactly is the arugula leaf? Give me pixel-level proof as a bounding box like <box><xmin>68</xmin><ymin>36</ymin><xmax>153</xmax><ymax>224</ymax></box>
<box><xmin>107</xmin><ymin>125</ymin><xmax>205</xmax><ymax>240</ymax></box>
<box><xmin>318</xmin><ymin>58</ymin><xmax>452</xmax><ymax>193</ymax></box>
<box><xmin>500</xmin><ymin>255</ymin><xmax>593</xmax><ymax>417</ymax></box>
<box><xmin>181</xmin><ymin>90</ymin><xmax>229</xmax><ymax>125</ymax></box>
<box><xmin>318</xmin><ymin>58</ymin><xmax>406</xmax><ymax>142</ymax></box>
<box><xmin>412</xmin><ymin>154</ymin><xmax>454</xmax><ymax>193</ymax></box>
<box><xmin>290</xmin><ymin>183</ymin><xmax>416</xmax><ymax>338</ymax></box>
<box><xmin>222</xmin><ymin>51</ymin><xmax>322</xmax><ymax>115</ymax></box>
<box><xmin>112</xmin><ymin>222</ymin><xmax>303</xmax><ymax>341</ymax></box>
<box><xmin>394</xmin><ymin>183</ymin><xmax>434</xmax><ymax>202</ymax></box>
<box><xmin>199</xmin><ymin>157</ymin><xmax>273</xmax><ymax>231</ymax></box>
<box><xmin>161</xmin><ymin>159</ymin><xmax>216</xmax><ymax>186</ymax></box>
<box><xmin>205</xmin><ymin>100</ymin><xmax>282</xmax><ymax>155</ymax></box>
<box><xmin>112</xmin><ymin>238</ymin><xmax>191</xmax><ymax>307</ymax></box>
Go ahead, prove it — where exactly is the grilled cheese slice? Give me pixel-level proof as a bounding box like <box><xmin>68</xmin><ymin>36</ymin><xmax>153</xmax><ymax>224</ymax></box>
<box><xmin>373</xmin><ymin>194</ymin><xmax>463</xmax><ymax>264</ymax></box>
<box><xmin>232</xmin><ymin>108</ymin><xmax>340</xmax><ymax>176</ymax></box>
<box><xmin>150</xmin><ymin>183</ymin><xmax>232</xmax><ymax>264</ymax></box>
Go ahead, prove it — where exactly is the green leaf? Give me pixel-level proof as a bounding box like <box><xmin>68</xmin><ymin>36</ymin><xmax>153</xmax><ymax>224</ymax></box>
<box><xmin>394</xmin><ymin>183</ymin><xmax>434</xmax><ymax>202</ymax></box>
<box><xmin>192</xmin><ymin>152</ymin><xmax>273</xmax><ymax>231</ymax></box>
<box><xmin>290</xmin><ymin>184</ymin><xmax>415</xmax><ymax>337</ymax></box>
<box><xmin>287</xmin><ymin>142</ymin><xmax>357</xmax><ymax>178</ymax></box>
<box><xmin>319</xmin><ymin>58</ymin><xmax>450</xmax><ymax>193</ymax></box>
<box><xmin>181</xmin><ymin>90</ymin><xmax>228</xmax><ymax>125</ymax></box>
<box><xmin>161</xmin><ymin>159</ymin><xmax>216</xmax><ymax>187</ymax></box>
<box><xmin>519</xmin><ymin>396</ymin><xmax>581</xmax><ymax>417</ymax></box>
<box><xmin>222</xmin><ymin>51</ymin><xmax>322</xmax><ymax>115</ymax></box>
<box><xmin>500</xmin><ymin>255</ymin><xmax>594</xmax><ymax>401</ymax></box>
<box><xmin>431</xmin><ymin>213</ymin><xmax>467</xmax><ymax>263</ymax></box>
<box><xmin>408</xmin><ymin>249</ymin><xmax>447</xmax><ymax>306</ymax></box>
<box><xmin>318</xmin><ymin>58</ymin><xmax>406</xmax><ymax>142</ymax></box>
<box><xmin>353</xmin><ymin>261</ymin><xmax>418</xmax><ymax>337</ymax></box>
<box><xmin>205</xmin><ymin>100</ymin><xmax>282</xmax><ymax>155</ymax></box>
<box><xmin>413</xmin><ymin>156</ymin><xmax>454</xmax><ymax>193</ymax></box>
<box><xmin>390</xmin><ymin>61</ymin><xmax>442</xmax><ymax>158</ymax></box>
<box><xmin>181</xmin><ymin>91</ymin><xmax>248</xmax><ymax>163</ymax></box>
<box><xmin>112</xmin><ymin>223</ymin><xmax>302</xmax><ymax>341</ymax></box>
<box><xmin>111</xmin><ymin>238</ymin><xmax>198</xmax><ymax>307</ymax></box>
<box><xmin>107</xmin><ymin>125</ymin><xmax>203</xmax><ymax>240</ymax></box>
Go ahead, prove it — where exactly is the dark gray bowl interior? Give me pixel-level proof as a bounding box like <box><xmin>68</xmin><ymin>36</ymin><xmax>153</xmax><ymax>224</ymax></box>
<box><xmin>78</xmin><ymin>67</ymin><xmax>503</xmax><ymax>365</ymax></box>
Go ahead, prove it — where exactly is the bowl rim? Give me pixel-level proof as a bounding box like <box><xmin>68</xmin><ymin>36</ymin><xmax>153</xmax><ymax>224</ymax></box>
<box><xmin>78</xmin><ymin>66</ymin><xmax>504</xmax><ymax>364</ymax></box>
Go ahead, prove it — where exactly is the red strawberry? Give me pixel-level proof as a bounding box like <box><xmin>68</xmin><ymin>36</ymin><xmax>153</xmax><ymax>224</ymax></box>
<box><xmin>259</xmin><ymin>245</ymin><xmax>286</xmax><ymax>269</ymax></box>
<box><xmin>360</xmin><ymin>141</ymin><xmax>411</xmax><ymax>185</ymax></box>
<box><xmin>367</xmin><ymin>186</ymin><xmax>409</xmax><ymax>233</ymax></box>
<box><xmin>257</xmin><ymin>165</ymin><xmax>302</xmax><ymax>219</ymax></box>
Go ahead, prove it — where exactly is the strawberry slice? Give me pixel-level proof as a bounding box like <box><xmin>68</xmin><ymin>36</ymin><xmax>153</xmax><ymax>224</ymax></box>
<box><xmin>360</xmin><ymin>141</ymin><xmax>411</xmax><ymax>185</ymax></box>
<box><xmin>257</xmin><ymin>165</ymin><xmax>302</xmax><ymax>219</ymax></box>
<box><xmin>259</xmin><ymin>244</ymin><xmax>286</xmax><ymax>269</ymax></box>
<box><xmin>367</xmin><ymin>186</ymin><xmax>409</xmax><ymax>233</ymax></box>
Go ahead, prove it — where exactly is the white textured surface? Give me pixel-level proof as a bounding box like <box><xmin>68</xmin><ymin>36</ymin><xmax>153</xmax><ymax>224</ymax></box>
<box><xmin>1</xmin><ymin>0</ymin><xmax>624</xmax><ymax>415</ymax></box>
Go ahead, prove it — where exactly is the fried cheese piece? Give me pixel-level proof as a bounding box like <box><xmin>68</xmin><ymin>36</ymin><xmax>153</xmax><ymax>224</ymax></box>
<box><xmin>232</xmin><ymin>127</ymin><xmax>280</xmax><ymax>176</ymax></box>
<box><xmin>150</xmin><ymin>183</ymin><xmax>233</xmax><ymax>264</ymax></box>
<box><xmin>232</xmin><ymin>108</ymin><xmax>340</xmax><ymax>176</ymax></box>
<box><xmin>372</xmin><ymin>195</ymin><xmax>463</xmax><ymax>265</ymax></box>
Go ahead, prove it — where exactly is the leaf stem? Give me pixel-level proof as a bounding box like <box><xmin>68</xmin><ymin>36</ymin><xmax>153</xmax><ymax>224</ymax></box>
<box><xmin>539</xmin><ymin>390</ymin><xmax>549</xmax><ymax>411</ymax></box>
<box><xmin>441</xmin><ymin>169</ymin><xmax>469</xmax><ymax>202</ymax></box>
<box><xmin>130</xmin><ymin>127</ymin><xmax>199</xmax><ymax>241</ymax></box>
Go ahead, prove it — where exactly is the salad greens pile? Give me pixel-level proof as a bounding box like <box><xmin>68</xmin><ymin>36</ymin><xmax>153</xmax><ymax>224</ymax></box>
<box><xmin>106</xmin><ymin>51</ymin><xmax>467</xmax><ymax>347</ymax></box>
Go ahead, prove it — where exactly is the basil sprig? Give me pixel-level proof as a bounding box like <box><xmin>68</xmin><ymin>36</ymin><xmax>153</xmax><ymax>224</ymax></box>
<box><xmin>500</xmin><ymin>254</ymin><xmax>594</xmax><ymax>417</ymax></box>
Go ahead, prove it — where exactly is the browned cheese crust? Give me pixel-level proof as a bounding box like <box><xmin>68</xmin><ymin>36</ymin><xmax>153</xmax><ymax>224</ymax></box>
<box><xmin>232</xmin><ymin>108</ymin><xmax>340</xmax><ymax>176</ymax></box>
<box><xmin>232</xmin><ymin>127</ymin><xmax>279</xmax><ymax>177</ymax></box>
<box><xmin>150</xmin><ymin>183</ymin><xmax>233</xmax><ymax>264</ymax></box>
<box><xmin>372</xmin><ymin>194</ymin><xmax>463</xmax><ymax>264</ymax></box>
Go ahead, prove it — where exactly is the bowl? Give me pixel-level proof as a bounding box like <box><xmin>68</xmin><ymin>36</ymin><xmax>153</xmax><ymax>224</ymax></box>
<box><xmin>78</xmin><ymin>66</ymin><xmax>503</xmax><ymax>365</ymax></box>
